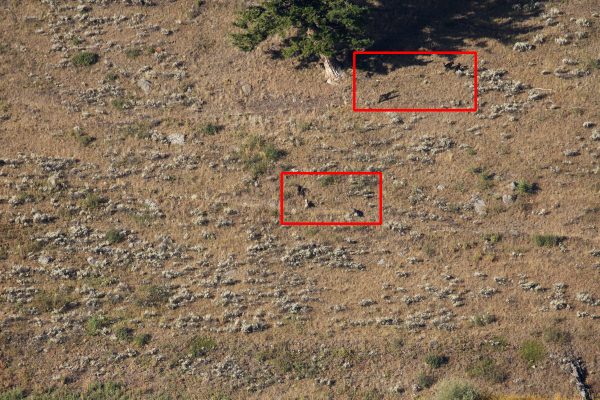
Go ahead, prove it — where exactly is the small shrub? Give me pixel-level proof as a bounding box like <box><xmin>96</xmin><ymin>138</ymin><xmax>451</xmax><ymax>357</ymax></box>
<box><xmin>482</xmin><ymin>233</ymin><xmax>502</xmax><ymax>245</ymax></box>
<box><xmin>105</xmin><ymin>72</ymin><xmax>118</xmax><ymax>82</ymax></box>
<box><xmin>319</xmin><ymin>175</ymin><xmax>338</xmax><ymax>187</ymax></box>
<box><xmin>71</xmin><ymin>51</ymin><xmax>99</xmax><ymax>66</ymax></box>
<box><xmin>137</xmin><ymin>285</ymin><xmax>171</xmax><ymax>307</ymax></box>
<box><xmin>417</xmin><ymin>373</ymin><xmax>436</xmax><ymax>389</ymax></box>
<box><xmin>86</xmin><ymin>315</ymin><xmax>111</xmax><ymax>336</ymax></box>
<box><xmin>471</xmin><ymin>167</ymin><xmax>494</xmax><ymax>189</ymax></box>
<box><xmin>83</xmin><ymin>193</ymin><xmax>103</xmax><ymax>210</ymax></box>
<box><xmin>425</xmin><ymin>354</ymin><xmax>449</xmax><ymax>369</ymax></box>
<box><xmin>201</xmin><ymin>123</ymin><xmax>223</xmax><ymax>136</ymax></box>
<box><xmin>0</xmin><ymin>388</ymin><xmax>24</xmax><ymax>400</ymax></box>
<box><xmin>32</xmin><ymin>290</ymin><xmax>73</xmax><ymax>313</ymax></box>
<box><xmin>516</xmin><ymin>180</ymin><xmax>538</xmax><ymax>194</ymax></box>
<box><xmin>0</xmin><ymin>246</ymin><xmax>8</xmax><ymax>260</ymax></box>
<box><xmin>240</xmin><ymin>135</ymin><xmax>286</xmax><ymax>177</ymax></box>
<box><xmin>533</xmin><ymin>234</ymin><xmax>564</xmax><ymax>247</ymax></box>
<box><xmin>467</xmin><ymin>357</ymin><xmax>508</xmax><ymax>383</ymax></box>
<box><xmin>543</xmin><ymin>328</ymin><xmax>571</xmax><ymax>344</ymax></box>
<box><xmin>105</xmin><ymin>229</ymin><xmax>125</xmax><ymax>244</ymax></box>
<box><xmin>115</xmin><ymin>326</ymin><xmax>134</xmax><ymax>342</ymax></box>
<box><xmin>133</xmin><ymin>333</ymin><xmax>151</xmax><ymax>347</ymax></box>
<box><xmin>111</xmin><ymin>97</ymin><xmax>132</xmax><ymax>110</ymax></box>
<box><xmin>71</xmin><ymin>129</ymin><xmax>95</xmax><ymax>146</ymax></box>
<box><xmin>471</xmin><ymin>313</ymin><xmax>497</xmax><ymax>327</ymax></box>
<box><xmin>120</xmin><ymin>122</ymin><xmax>151</xmax><ymax>139</ymax></box>
<box><xmin>189</xmin><ymin>335</ymin><xmax>216</xmax><ymax>357</ymax></box>
<box><xmin>124</xmin><ymin>47</ymin><xmax>143</xmax><ymax>58</ymax></box>
<box><xmin>435</xmin><ymin>380</ymin><xmax>484</xmax><ymax>400</ymax></box>
<box><xmin>519</xmin><ymin>340</ymin><xmax>546</xmax><ymax>365</ymax></box>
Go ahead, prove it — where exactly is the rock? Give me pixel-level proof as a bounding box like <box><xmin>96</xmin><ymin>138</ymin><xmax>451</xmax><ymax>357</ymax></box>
<box><xmin>502</xmin><ymin>194</ymin><xmax>516</xmax><ymax>205</ymax></box>
<box><xmin>166</xmin><ymin>133</ymin><xmax>185</xmax><ymax>145</ymax></box>
<box><xmin>137</xmin><ymin>79</ymin><xmax>152</xmax><ymax>94</ymax></box>
<box><xmin>241</xmin><ymin>84</ymin><xmax>252</xmax><ymax>96</ymax></box>
<box><xmin>563</xmin><ymin>149</ymin><xmax>580</xmax><ymax>157</ymax></box>
<box><xmin>473</xmin><ymin>198</ymin><xmax>487</xmax><ymax>215</ymax></box>
<box><xmin>583</xmin><ymin>121</ymin><xmax>596</xmax><ymax>128</ymax></box>
<box><xmin>592</xmin><ymin>130</ymin><xmax>600</xmax><ymax>141</ymax></box>
<box><xmin>513</xmin><ymin>42</ymin><xmax>534</xmax><ymax>52</ymax></box>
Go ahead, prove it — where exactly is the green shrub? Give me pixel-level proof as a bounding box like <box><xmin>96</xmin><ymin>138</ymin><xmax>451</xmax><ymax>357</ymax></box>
<box><xmin>0</xmin><ymin>388</ymin><xmax>24</xmax><ymax>400</ymax></box>
<box><xmin>133</xmin><ymin>333</ymin><xmax>151</xmax><ymax>347</ymax></box>
<box><xmin>124</xmin><ymin>48</ymin><xmax>142</xmax><ymax>58</ymax></box>
<box><xmin>71</xmin><ymin>51</ymin><xmax>99</xmax><ymax>66</ymax></box>
<box><xmin>82</xmin><ymin>193</ymin><xmax>103</xmax><ymax>209</ymax></box>
<box><xmin>519</xmin><ymin>340</ymin><xmax>546</xmax><ymax>365</ymax></box>
<box><xmin>417</xmin><ymin>373</ymin><xmax>436</xmax><ymax>389</ymax></box>
<box><xmin>482</xmin><ymin>233</ymin><xmax>502</xmax><ymax>245</ymax></box>
<box><xmin>189</xmin><ymin>335</ymin><xmax>216</xmax><ymax>357</ymax></box>
<box><xmin>240</xmin><ymin>135</ymin><xmax>286</xmax><ymax>177</ymax></box>
<box><xmin>71</xmin><ymin>129</ymin><xmax>95</xmax><ymax>146</ymax></box>
<box><xmin>136</xmin><ymin>285</ymin><xmax>171</xmax><ymax>307</ymax></box>
<box><xmin>516</xmin><ymin>180</ymin><xmax>538</xmax><ymax>194</ymax></box>
<box><xmin>532</xmin><ymin>234</ymin><xmax>564</xmax><ymax>247</ymax></box>
<box><xmin>115</xmin><ymin>326</ymin><xmax>134</xmax><ymax>342</ymax></box>
<box><xmin>425</xmin><ymin>353</ymin><xmax>449</xmax><ymax>369</ymax></box>
<box><xmin>86</xmin><ymin>315</ymin><xmax>111</xmax><ymax>336</ymax></box>
<box><xmin>201</xmin><ymin>123</ymin><xmax>223</xmax><ymax>135</ymax></box>
<box><xmin>434</xmin><ymin>380</ymin><xmax>484</xmax><ymax>400</ymax></box>
<box><xmin>470</xmin><ymin>313</ymin><xmax>497</xmax><ymax>327</ymax></box>
<box><xmin>105</xmin><ymin>229</ymin><xmax>125</xmax><ymax>244</ymax></box>
<box><xmin>32</xmin><ymin>290</ymin><xmax>73</xmax><ymax>313</ymax></box>
<box><xmin>120</xmin><ymin>122</ymin><xmax>151</xmax><ymax>139</ymax></box>
<box><xmin>467</xmin><ymin>357</ymin><xmax>508</xmax><ymax>383</ymax></box>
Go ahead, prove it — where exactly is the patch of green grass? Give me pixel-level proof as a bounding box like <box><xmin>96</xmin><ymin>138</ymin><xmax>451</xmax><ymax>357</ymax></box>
<box><xmin>470</xmin><ymin>313</ymin><xmax>497</xmax><ymax>327</ymax></box>
<box><xmin>0</xmin><ymin>388</ymin><xmax>24</xmax><ymax>400</ymax></box>
<box><xmin>120</xmin><ymin>122</ymin><xmax>151</xmax><ymax>139</ymax></box>
<box><xmin>136</xmin><ymin>285</ymin><xmax>171</xmax><ymax>307</ymax></box>
<box><xmin>124</xmin><ymin>47</ymin><xmax>143</xmax><ymax>58</ymax></box>
<box><xmin>434</xmin><ymin>380</ymin><xmax>485</xmax><ymax>400</ymax></box>
<box><xmin>71</xmin><ymin>51</ymin><xmax>99</xmax><ymax>66</ymax></box>
<box><xmin>0</xmin><ymin>246</ymin><xmax>8</xmax><ymax>260</ymax></box>
<box><xmin>201</xmin><ymin>123</ymin><xmax>223</xmax><ymax>135</ymax></box>
<box><xmin>482</xmin><ymin>233</ymin><xmax>502</xmax><ymax>245</ymax></box>
<box><xmin>532</xmin><ymin>234</ymin><xmax>565</xmax><ymax>247</ymax></box>
<box><xmin>82</xmin><ymin>193</ymin><xmax>103</xmax><ymax>210</ymax></box>
<box><xmin>189</xmin><ymin>335</ymin><xmax>216</xmax><ymax>357</ymax></box>
<box><xmin>32</xmin><ymin>290</ymin><xmax>74</xmax><ymax>313</ymax></box>
<box><xmin>105</xmin><ymin>229</ymin><xmax>125</xmax><ymax>244</ymax></box>
<box><xmin>584</xmin><ymin>57</ymin><xmax>600</xmax><ymax>71</ymax></box>
<box><xmin>0</xmin><ymin>382</ymin><xmax>131</xmax><ymax>400</ymax></box>
<box><xmin>543</xmin><ymin>327</ymin><xmax>571</xmax><ymax>344</ymax></box>
<box><xmin>417</xmin><ymin>373</ymin><xmax>436</xmax><ymax>389</ymax></box>
<box><xmin>115</xmin><ymin>326</ymin><xmax>134</xmax><ymax>342</ymax></box>
<box><xmin>519</xmin><ymin>340</ymin><xmax>546</xmax><ymax>366</ymax></box>
<box><xmin>467</xmin><ymin>357</ymin><xmax>508</xmax><ymax>383</ymax></box>
<box><xmin>71</xmin><ymin>129</ymin><xmax>95</xmax><ymax>146</ymax></box>
<box><xmin>516</xmin><ymin>180</ymin><xmax>538</xmax><ymax>194</ymax></box>
<box><xmin>319</xmin><ymin>175</ymin><xmax>338</xmax><ymax>187</ymax></box>
<box><xmin>111</xmin><ymin>97</ymin><xmax>132</xmax><ymax>110</ymax></box>
<box><xmin>425</xmin><ymin>353</ymin><xmax>449</xmax><ymax>369</ymax></box>
<box><xmin>86</xmin><ymin>315</ymin><xmax>111</xmax><ymax>336</ymax></box>
<box><xmin>470</xmin><ymin>167</ymin><xmax>494</xmax><ymax>190</ymax></box>
<box><xmin>240</xmin><ymin>135</ymin><xmax>286</xmax><ymax>177</ymax></box>
<box><xmin>133</xmin><ymin>333</ymin><xmax>151</xmax><ymax>347</ymax></box>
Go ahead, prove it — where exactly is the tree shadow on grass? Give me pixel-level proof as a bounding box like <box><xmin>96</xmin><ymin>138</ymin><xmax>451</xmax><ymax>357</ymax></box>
<box><xmin>356</xmin><ymin>0</ymin><xmax>547</xmax><ymax>74</ymax></box>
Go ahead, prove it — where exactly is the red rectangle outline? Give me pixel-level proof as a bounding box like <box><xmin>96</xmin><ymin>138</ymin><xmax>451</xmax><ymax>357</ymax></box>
<box><xmin>352</xmin><ymin>50</ymin><xmax>478</xmax><ymax>113</ymax></box>
<box><xmin>280</xmin><ymin>171</ymin><xmax>383</xmax><ymax>226</ymax></box>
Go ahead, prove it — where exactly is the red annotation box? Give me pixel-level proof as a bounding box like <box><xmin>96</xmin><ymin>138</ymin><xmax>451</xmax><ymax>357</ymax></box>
<box><xmin>352</xmin><ymin>50</ymin><xmax>478</xmax><ymax>113</ymax></box>
<box><xmin>279</xmin><ymin>171</ymin><xmax>383</xmax><ymax>226</ymax></box>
